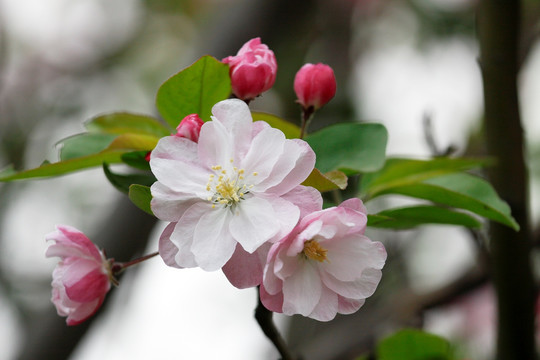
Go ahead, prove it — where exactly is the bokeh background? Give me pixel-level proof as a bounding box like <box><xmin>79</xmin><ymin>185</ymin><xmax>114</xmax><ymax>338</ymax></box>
<box><xmin>0</xmin><ymin>0</ymin><xmax>539</xmax><ymax>359</ymax></box>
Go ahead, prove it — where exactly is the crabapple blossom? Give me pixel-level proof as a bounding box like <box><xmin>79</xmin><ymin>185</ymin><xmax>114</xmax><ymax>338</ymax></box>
<box><xmin>175</xmin><ymin>113</ymin><xmax>204</xmax><ymax>142</ymax></box>
<box><xmin>222</xmin><ymin>38</ymin><xmax>277</xmax><ymax>101</ymax></box>
<box><xmin>151</xmin><ymin>99</ymin><xmax>321</xmax><ymax>278</ymax></box>
<box><xmin>294</xmin><ymin>63</ymin><xmax>337</xmax><ymax>110</ymax></box>
<box><xmin>260</xmin><ymin>198</ymin><xmax>387</xmax><ymax>321</ymax></box>
<box><xmin>45</xmin><ymin>225</ymin><xmax>113</xmax><ymax>325</ymax></box>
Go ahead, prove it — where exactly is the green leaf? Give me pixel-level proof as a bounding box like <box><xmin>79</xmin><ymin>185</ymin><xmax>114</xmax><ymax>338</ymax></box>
<box><xmin>251</xmin><ymin>112</ymin><xmax>301</xmax><ymax>139</ymax></box>
<box><xmin>377</xmin><ymin>329</ymin><xmax>454</xmax><ymax>360</ymax></box>
<box><xmin>121</xmin><ymin>151</ymin><xmax>151</xmax><ymax>171</ymax></box>
<box><xmin>302</xmin><ymin>169</ymin><xmax>347</xmax><ymax>192</ymax></box>
<box><xmin>376</xmin><ymin>173</ymin><xmax>519</xmax><ymax>231</ymax></box>
<box><xmin>305</xmin><ymin>123</ymin><xmax>387</xmax><ymax>174</ymax></box>
<box><xmin>156</xmin><ymin>56</ymin><xmax>231</xmax><ymax>127</ymax></box>
<box><xmin>129</xmin><ymin>184</ymin><xmax>154</xmax><ymax>215</ymax></box>
<box><xmin>367</xmin><ymin>205</ymin><xmax>482</xmax><ymax>229</ymax></box>
<box><xmin>105</xmin><ymin>133</ymin><xmax>159</xmax><ymax>151</ymax></box>
<box><xmin>361</xmin><ymin>157</ymin><xmax>492</xmax><ymax>199</ymax></box>
<box><xmin>85</xmin><ymin>112</ymin><xmax>170</xmax><ymax>137</ymax></box>
<box><xmin>59</xmin><ymin>133</ymin><xmax>118</xmax><ymax>161</ymax></box>
<box><xmin>0</xmin><ymin>133</ymin><xmax>158</xmax><ymax>182</ymax></box>
<box><xmin>0</xmin><ymin>151</ymin><xmax>126</xmax><ymax>181</ymax></box>
<box><xmin>103</xmin><ymin>163</ymin><xmax>156</xmax><ymax>194</ymax></box>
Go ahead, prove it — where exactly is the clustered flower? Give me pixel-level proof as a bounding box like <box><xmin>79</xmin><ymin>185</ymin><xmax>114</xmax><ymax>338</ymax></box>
<box><xmin>46</xmin><ymin>37</ymin><xmax>385</xmax><ymax>325</ymax></box>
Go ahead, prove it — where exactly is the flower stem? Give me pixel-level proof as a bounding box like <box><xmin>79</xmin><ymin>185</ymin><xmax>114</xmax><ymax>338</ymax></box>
<box><xmin>111</xmin><ymin>251</ymin><xmax>160</xmax><ymax>275</ymax></box>
<box><xmin>255</xmin><ymin>289</ymin><xmax>296</xmax><ymax>360</ymax></box>
<box><xmin>299</xmin><ymin>106</ymin><xmax>315</xmax><ymax>139</ymax></box>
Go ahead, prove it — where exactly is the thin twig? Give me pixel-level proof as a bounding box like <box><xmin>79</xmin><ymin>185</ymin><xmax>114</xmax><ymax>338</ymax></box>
<box><xmin>255</xmin><ymin>289</ymin><xmax>297</xmax><ymax>360</ymax></box>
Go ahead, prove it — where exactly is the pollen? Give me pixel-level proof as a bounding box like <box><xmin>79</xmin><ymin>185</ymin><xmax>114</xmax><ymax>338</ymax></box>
<box><xmin>206</xmin><ymin>164</ymin><xmax>255</xmax><ymax>209</ymax></box>
<box><xmin>302</xmin><ymin>240</ymin><xmax>328</xmax><ymax>262</ymax></box>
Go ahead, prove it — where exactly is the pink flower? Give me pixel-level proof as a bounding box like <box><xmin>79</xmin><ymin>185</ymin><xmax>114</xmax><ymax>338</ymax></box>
<box><xmin>151</xmin><ymin>99</ymin><xmax>321</xmax><ymax>276</ymax></box>
<box><xmin>294</xmin><ymin>63</ymin><xmax>337</xmax><ymax>110</ymax></box>
<box><xmin>260</xmin><ymin>198</ymin><xmax>386</xmax><ymax>321</ymax></box>
<box><xmin>175</xmin><ymin>114</ymin><xmax>204</xmax><ymax>142</ymax></box>
<box><xmin>45</xmin><ymin>225</ymin><xmax>112</xmax><ymax>325</ymax></box>
<box><xmin>222</xmin><ymin>38</ymin><xmax>277</xmax><ymax>101</ymax></box>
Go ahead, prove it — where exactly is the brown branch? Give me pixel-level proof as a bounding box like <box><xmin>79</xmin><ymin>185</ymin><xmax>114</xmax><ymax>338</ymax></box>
<box><xmin>477</xmin><ymin>1</ymin><xmax>536</xmax><ymax>359</ymax></box>
<box><xmin>255</xmin><ymin>289</ymin><xmax>298</xmax><ymax>360</ymax></box>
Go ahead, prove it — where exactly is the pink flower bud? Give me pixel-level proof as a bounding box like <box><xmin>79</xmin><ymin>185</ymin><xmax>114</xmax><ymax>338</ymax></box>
<box><xmin>294</xmin><ymin>63</ymin><xmax>337</xmax><ymax>110</ymax></box>
<box><xmin>222</xmin><ymin>37</ymin><xmax>277</xmax><ymax>101</ymax></box>
<box><xmin>175</xmin><ymin>113</ymin><xmax>204</xmax><ymax>142</ymax></box>
<box><xmin>45</xmin><ymin>225</ymin><xmax>113</xmax><ymax>325</ymax></box>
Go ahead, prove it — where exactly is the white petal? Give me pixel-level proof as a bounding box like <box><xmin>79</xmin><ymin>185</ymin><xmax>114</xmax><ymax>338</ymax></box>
<box><xmin>264</xmin><ymin>196</ymin><xmax>300</xmax><ymax>243</ymax></box>
<box><xmin>261</xmin><ymin>139</ymin><xmax>316</xmax><ymax>195</ymax></box>
<box><xmin>240</xmin><ymin>127</ymin><xmax>285</xmax><ymax>185</ymax></box>
<box><xmin>321</xmin><ymin>268</ymin><xmax>383</xmax><ymax>299</ymax></box>
<box><xmin>197</xmin><ymin>118</ymin><xmax>234</xmax><ymax>168</ymax></box>
<box><xmin>308</xmin><ymin>284</ymin><xmax>338</xmax><ymax>321</ymax></box>
<box><xmin>169</xmin><ymin>203</ymin><xmax>213</xmax><ymax>268</ymax></box>
<box><xmin>337</xmin><ymin>296</ymin><xmax>365</xmax><ymax>315</ymax></box>
<box><xmin>280</xmin><ymin>185</ymin><xmax>323</xmax><ymax>218</ymax></box>
<box><xmin>150</xmin><ymin>182</ymin><xmax>199</xmax><ymax>221</ymax></box>
<box><xmin>150</xmin><ymin>158</ymin><xmax>208</xmax><ymax>197</ymax></box>
<box><xmin>151</xmin><ymin>136</ymin><xmax>198</xmax><ymax>162</ymax></box>
<box><xmin>211</xmin><ymin>99</ymin><xmax>253</xmax><ymax>158</ymax></box>
<box><xmin>191</xmin><ymin>205</ymin><xmax>237</xmax><ymax>271</ymax></box>
<box><xmin>282</xmin><ymin>262</ymin><xmax>322</xmax><ymax>316</ymax></box>
<box><xmin>321</xmin><ymin>236</ymin><xmax>386</xmax><ymax>282</ymax></box>
<box><xmin>229</xmin><ymin>196</ymin><xmax>279</xmax><ymax>253</ymax></box>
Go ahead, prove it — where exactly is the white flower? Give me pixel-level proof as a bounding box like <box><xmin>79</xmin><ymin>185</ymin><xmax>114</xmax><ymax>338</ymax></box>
<box><xmin>151</xmin><ymin>99</ymin><xmax>320</xmax><ymax>272</ymax></box>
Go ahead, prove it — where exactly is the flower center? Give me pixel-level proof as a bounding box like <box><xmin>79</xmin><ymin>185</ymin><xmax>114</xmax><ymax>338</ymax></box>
<box><xmin>206</xmin><ymin>160</ymin><xmax>256</xmax><ymax>208</ymax></box>
<box><xmin>302</xmin><ymin>240</ymin><xmax>328</xmax><ymax>262</ymax></box>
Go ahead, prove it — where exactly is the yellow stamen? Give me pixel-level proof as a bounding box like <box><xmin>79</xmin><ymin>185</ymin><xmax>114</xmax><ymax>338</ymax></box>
<box><xmin>303</xmin><ymin>240</ymin><xmax>328</xmax><ymax>262</ymax></box>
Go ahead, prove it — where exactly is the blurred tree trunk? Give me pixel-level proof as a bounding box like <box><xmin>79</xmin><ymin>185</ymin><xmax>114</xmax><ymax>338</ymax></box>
<box><xmin>478</xmin><ymin>1</ymin><xmax>537</xmax><ymax>359</ymax></box>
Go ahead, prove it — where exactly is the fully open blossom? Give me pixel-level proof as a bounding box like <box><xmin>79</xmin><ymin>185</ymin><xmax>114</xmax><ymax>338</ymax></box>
<box><xmin>294</xmin><ymin>63</ymin><xmax>336</xmax><ymax>110</ymax></box>
<box><xmin>45</xmin><ymin>225</ymin><xmax>112</xmax><ymax>325</ymax></box>
<box><xmin>260</xmin><ymin>198</ymin><xmax>386</xmax><ymax>321</ymax></box>
<box><xmin>222</xmin><ymin>38</ymin><xmax>277</xmax><ymax>101</ymax></box>
<box><xmin>152</xmin><ymin>99</ymin><xmax>320</xmax><ymax>279</ymax></box>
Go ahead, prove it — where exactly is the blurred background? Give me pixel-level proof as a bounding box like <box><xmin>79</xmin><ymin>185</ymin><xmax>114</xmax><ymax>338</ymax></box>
<box><xmin>0</xmin><ymin>0</ymin><xmax>539</xmax><ymax>359</ymax></box>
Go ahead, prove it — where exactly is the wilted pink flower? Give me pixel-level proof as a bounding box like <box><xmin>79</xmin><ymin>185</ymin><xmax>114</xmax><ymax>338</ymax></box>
<box><xmin>260</xmin><ymin>198</ymin><xmax>386</xmax><ymax>321</ymax></box>
<box><xmin>294</xmin><ymin>63</ymin><xmax>337</xmax><ymax>110</ymax></box>
<box><xmin>45</xmin><ymin>225</ymin><xmax>112</xmax><ymax>325</ymax></box>
<box><xmin>151</xmin><ymin>99</ymin><xmax>321</xmax><ymax>275</ymax></box>
<box><xmin>222</xmin><ymin>38</ymin><xmax>277</xmax><ymax>101</ymax></box>
<box><xmin>175</xmin><ymin>114</ymin><xmax>204</xmax><ymax>142</ymax></box>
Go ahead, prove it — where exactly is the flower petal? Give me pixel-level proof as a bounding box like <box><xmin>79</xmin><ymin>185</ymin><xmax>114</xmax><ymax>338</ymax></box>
<box><xmin>262</xmin><ymin>139</ymin><xmax>316</xmax><ymax>195</ymax></box>
<box><xmin>240</xmin><ymin>126</ymin><xmax>285</xmax><ymax>185</ymax></box>
<box><xmin>222</xmin><ymin>243</ymin><xmax>269</xmax><ymax>289</ymax></box>
<box><xmin>229</xmin><ymin>196</ymin><xmax>279</xmax><ymax>253</ymax></box>
<box><xmin>337</xmin><ymin>296</ymin><xmax>365</xmax><ymax>315</ymax></box>
<box><xmin>197</xmin><ymin>117</ymin><xmax>234</xmax><ymax>168</ymax></box>
<box><xmin>280</xmin><ymin>185</ymin><xmax>323</xmax><ymax>218</ymax></box>
<box><xmin>321</xmin><ymin>236</ymin><xmax>386</xmax><ymax>282</ymax></box>
<box><xmin>151</xmin><ymin>136</ymin><xmax>198</xmax><ymax>162</ymax></box>
<box><xmin>321</xmin><ymin>268</ymin><xmax>383</xmax><ymax>299</ymax></box>
<box><xmin>64</xmin><ymin>266</ymin><xmax>110</xmax><ymax>303</ymax></box>
<box><xmin>158</xmin><ymin>222</ymin><xmax>181</xmax><ymax>268</ymax></box>
<box><xmin>191</xmin><ymin>205</ymin><xmax>237</xmax><ymax>271</ymax></box>
<box><xmin>260</xmin><ymin>285</ymin><xmax>284</xmax><ymax>313</ymax></box>
<box><xmin>45</xmin><ymin>225</ymin><xmax>101</xmax><ymax>261</ymax></box>
<box><xmin>282</xmin><ymin>262</ymin><xmax>322</xmax><ymax>316</ymax></box>
<box><xmin>150</xmin><ymin>158</ymin><xmax>208</xmax><ymax>197</ymax></box>
<box><xmin>308</xmin><ymin>284</ymin><xmax>338</xmax><ymax>321</ymax></box>
<box><xmin>169</xmin><ymin>203</ymin><xmax>213</xmax><ymax>268</ymax></box>
<box><xmin>211</xmin><ymin>99</ymin><xmax>253</xmax><ymax>158</ymax></box>
<box><xmin>150</xmin><ymin>182</ymin><xmax>200</xmax><ymax>222</ymax></box>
